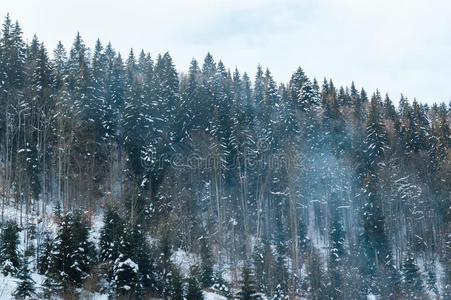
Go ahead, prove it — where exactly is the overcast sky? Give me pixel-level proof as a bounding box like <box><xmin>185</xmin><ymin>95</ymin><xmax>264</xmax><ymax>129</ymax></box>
<box><xmin>2</xmin><ymin>0</ymin><xmax>451</xmax><ymax>104</ymax></box>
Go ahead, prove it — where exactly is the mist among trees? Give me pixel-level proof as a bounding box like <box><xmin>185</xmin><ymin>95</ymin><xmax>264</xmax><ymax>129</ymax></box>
<box><xmin>0</xmin><ymin>14</ymin><xmax>450</xmax><ymax>299</ymax></box>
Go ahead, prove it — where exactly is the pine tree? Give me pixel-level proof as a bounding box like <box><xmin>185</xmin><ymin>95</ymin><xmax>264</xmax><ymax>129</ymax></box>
<box><xmin>156</xmin><ymin>232</ymin><xmax>173</xmax><ymax>296</ymax></box>
<box><xmin>179</xmin><ymin>58</ymin><xmax>203</xmax><ymax>136</ymax></box>
<box><xmin>328</xmin><ymin>217</ymin><xmax>346</xmax><ymax>300</ymax></box>
<box><xmin>411</xmin><ymin>99</ymin><xmax>430</xmax><ymax>152</ymax></box>
<box><xmin>236</xmin><ymin>265</ymin><xmax>262</xmax><ymax>300</ymax></box>
<box><xmin>288</xmin><ymin>67</ymin><xmax>320</xmax><ymax>146</ymax></box>
<box><xmin>13</xmin><ymin>256</ymin><xmax>35</xmax><ymax>299</ymax></box>
<box><xmin>425</xmin><ymin>261</ymin><xmax>438</xmax><ymax>296</ymax></box>
<box><xmin>252</xmin><ymin>238</ymin><xmax>273</xmax><ymax>294</ymax></box>
<box><xmin>99</xmin><ymin>205</ymin><xmax>124</xmax><ymax>263</ymax></box>
<box><xmin>271</xmin><ymin>284</ymin><xmax>288</xmax><ymax>300</ymax></box>
<box><xmin>321</xmin><ymin>80</ymin><xmax>348</xmax><ymax>156</ymax></box>
<box><xmin>306</xmin><ymin>250</ymin><xmax>327</xmax><ymax>300</ymax></box>
<box><xmin>170</xmin><ymin>267</ymin><xmax>184</xmax><ymax>300</ymax></box>
<box><xmin>41</xmin><ymin>275</ymin><xmax>63</xmax><ymax>299</ymax></box>
<box><xmin>48</xmin><ymin>211</ymin><xmax>95</xmax><ymax>289</ymax></box>
<box><xmin>200</xmin><ymin>236</ymin><xmax>214</xmax><ymax>288</ymax></box>
<box><xmin>186</xmin><ymin>270</ymin><xmax>204</xmax><ymax>300</ymax></box>
<box><xmin>211</xmin><ymin>270</ymin><xmax>232</xmax><ymax>298</ymax></box>
<box><xmin>105</xmin><ymin>49</ymin><xmax>125</xmax><ymax>142</ymax></box>
<box><xmin>365</xmin><ymin>94</ymin><xmax>388</xmax><ymax>170</ymax></box>
<box><xmin>112</xmin><ymin>226</ymin><xmax>143</xmax><ymax>299</ymax></box>
<box><xmin>288</xmin><ymin>67</ymin><xmax>319</xmax><ymax>112</ymax></box>
<box><xmin>445</xmin><ymin>233</ymin><xmax>451</xmax><ymax>298</ymax></box>
<box><xmin>122</xmin><ymin>49</ymin><xmax>147</xmax><ymax>179</ymax></box>
<box><xmin>37</xmin><ymin>232</ymin><xmax>53</xmax><ymax>275</ymax></box>
<box><xmin>90</xmin><ymin>39</ymin><xmax>108</xmax><ymax>140</ymax></box>
<box><xmin>360</xmin><ymin>173</ymin><xmax>392</xmax><ymax>293</ymax></box>
<box><xmin>401</xmin><ymin>252</ymin><xmax>424</xmax><ymax>299</ymax></box>
<box><xmin>129</xmin><ymin>224</ymin><xmax>154</xmax><ymax>290</ymax></box>
<box><xmin>0</xmin><ymin>220</ymin><xmax>21</xmax><ymax>276</ymax></box>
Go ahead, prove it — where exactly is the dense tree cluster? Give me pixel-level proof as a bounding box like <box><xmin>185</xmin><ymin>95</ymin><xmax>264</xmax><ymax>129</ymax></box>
<box><xmin>0</xmin><ymin>14</ymin><xmax>450</xmax><ymax>299</ymax></box>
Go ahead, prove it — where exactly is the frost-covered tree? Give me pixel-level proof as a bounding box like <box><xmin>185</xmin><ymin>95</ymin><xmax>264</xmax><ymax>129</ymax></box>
<box><xmin>37</xmin><ymin>232</ymin><xmax>53</xmax><ymax>275</ymax></box>
<box><xmin>13</xmin><ymin>256</ymin><xmax>35</xmax><ymax>300</ymax></box>
<box><xmin>170</xmin><ymin>267</ymin><xmax>184</xmax><ymax>300</ymax></box>
<box><xmin>236</xmin><ymin>265</ymin><xmax>262</xmax><ymax>300</ymax></box>
<box><xmin>112</xmin><ymin>226</ymin><xmax>143</xmax><ymax>298</ymax></box>
<box><xmin>186</xmin><ymin>270</ymin><xmax>204</xmax><ymax>300</ymax></box>
<box><xmin>200</xmin><ymin>236</ymin><xmax>214</xmax><ymax>288</ymax></box>
<box><xmin>99</xmin><ymin>205</ymin><xmax>124</xmax><ymax>263</ymax></box>
<box><xmin>365</xmin><ymin>93</ymin><xmax>388</xmax><ymax>170</ymax></box>
<box><xmin>401</xmin><ymin>252</ymin><xmax>424</xmax><ymax>299</ymax></box>
<box><xmin>48</xmin><ymin>211</ymin><xmax>95</xmax><ymax>290</ymax></box>
<box><xmin>0</xmin><ymin>221</ymin><xmax>21</xmax><ymax>276</ymax></box>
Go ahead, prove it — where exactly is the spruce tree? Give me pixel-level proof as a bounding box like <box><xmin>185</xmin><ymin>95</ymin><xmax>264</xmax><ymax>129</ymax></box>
<box><xmin>200</xmin><ymin>236</ymin><xmax>214</xmax><ymax>288</ymax></box>
<box><xmin>271</xmin><ymin>284</ymin><xmax>288</xmax><ymax>300</ymax></box>
<box><xmin>156</xmin><ymin>232</ymin><xmax>173</xmax><ymax>296</ymax></box>
<box><xmin>0</xmin><ymin>220</ymin><xmax>21</xmax><ymax>276</ymax></box>
<box><xmin>401</xmin><ymin>252</ymin><xmax>424</xmax><ymax>299</ymax></box>
<box><xmin>99</xmin><ymin>205</ymin><xmax>124</xmax><ymax>263</ymax></box>
<box><xmin>360</xmin><ymin>173</ymin><xmax>392</xmax><ymax>294</ymax></box>
<box><xmin>306</xmin><ymin>250</ymin><xmax>327</xmax><ymax>300</ymax></box>
<box><xmin>170</xmin><ymin>267</ymin><xmax>184</xmax><ymax>300</ymax></box>
<box><xmin>186</xmin><ymin>270</ymin><xmax>204</xmax><ymax>300</ymax></box>
<box><xmin>425</xmin><ymin>261</ymin><xmax>438</xmax><ymax>297</ymax></box>
<box><xmin>129</xmin><ymin>224</ymin><xmax>154</xmax><ymax>290</ymax></box>
<box><xmin>37</xmin><ymin>232</ymin><xmax>53</xmax><ymax>275</ymax></box>
<box><xmin>48</xmin><ymin>211</ymin><xmax>95</xmax><ymax>290</ymax></box>
<box><xmin>13</xmin><ymin>256</ymin><xmax>35</xmax><ymax>299</ymax></box>
<box><xmin>211</xmin><ymin>270</ymin><xmax>232</xmax><ymax>298</ymax></box>
<box><xmin>328</xmin><ymin>217</ymin><xmax>346</xmax><ymax>300</ymax></box>
<box><xmin>365</xmin><ymin>94</ymin><xmax>388</xmax><ymax>170</ymax></box>
<box><xmin>112</xmin><ymin>226</ymin><xmax>143</xmax><ymax>299</ymax></box>
<box><xmin>236</xmin><ymin>265</ymin><xmax>262</xmax><ymax>300</ymax></box>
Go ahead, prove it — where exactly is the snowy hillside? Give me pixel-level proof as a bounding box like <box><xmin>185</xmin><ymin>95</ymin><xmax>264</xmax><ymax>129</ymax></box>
<box><xmin>0</xmin><ymin>12</ymin><xmax>450</xmax><ymax>300</ymax></box>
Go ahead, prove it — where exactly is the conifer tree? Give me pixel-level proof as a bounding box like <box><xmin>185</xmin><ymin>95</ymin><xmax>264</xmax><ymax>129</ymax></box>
<box><xmin>443</xmin><ymin>233</ymin><xmax>451</xmax><ymax>298</ymax></box>
<box><xmin>170</xmin><ymin>267</ymin><xmax>184</xmax><ymax>300</ymax></box>
<box><xmin>99</xmin><ymin>205</ymin><xmax>124</xmax><ymax>263</ymax></box>
<box><xmin>37</xmin><ymin>232</ymin><xmax>53</xmax><ymax>275</ymax></box>
<box><xmin>306</xmin><ymin>250</ymin><xmax>327</xmax><ymax>300</ymax></box>
<box><xmin>328</xmin><ymin>217</ymin><xmax>346</xmax><ymax>300</ymax></box>
<box><xmin>48</xmin><ymin>211</ymin><xmax>95</xmax><ymax>289</ymax></box>
<box><xmin>112</xmin><ymin>226</ymin><xmax>143</xmax><ymax>299</ymax></box>
<box><xmin>289</xmin><ymin>67</ymin><xmax>319</xmax><ymax>112</ymax></box>
<box><xmin>200</xmin><ymin>236</ymin><xmax>214</xmax><ymax>288</ymax></box>
<box><xmin>365</xmin><ymin>94</ymin><xmax>388</xmax><ymax>170</ymax></box>
<box><xmin>186</xmin><ymin>269</ymin><xmax>204</xmax><ymax>300</ymax></box>
<box><xmin>0</xmin><ymin>220</ymin><xmax>21</xmax><ymax>276</ymax></box>
<box><xmin>129</xmin><ymin>224</ymin><xmax>154</xmax><ymax>290</ymax></box>
<box><xmin>401</xmin><ymin>252</ymin><xmax>424</xmax><ymax>299</ymax></box>
<box><xmin>236</xmin><ymin>265</ymin><xmax>262</xmax><ymax>300</ymax></box>
<box><xmin>13</xmin><ymin>256</ymin><xmax>36</xmax><ymax>299</ymax></box>
<box><xmin>360</xmin><ymin>173</ymin><xmax>392</xmax><ymax>293</ymax></box>
<box><xmin>425</xmin><ymin>261</ymin><xmax>438</xmax><ymax>297</ymax></box>
<box><xmin>271</xmin><ymin>284</ymin><xmax>289</xmax><ymax>300</ymax></box>
<box><xmin>156</xmin><ymin>232</ymin><xmax>173</xmax><ymax>296</ymax></box>
<box><xmin>211</xmin><ymin>270</ymin><xmax>232</xmax><ymax>298</ymax></box>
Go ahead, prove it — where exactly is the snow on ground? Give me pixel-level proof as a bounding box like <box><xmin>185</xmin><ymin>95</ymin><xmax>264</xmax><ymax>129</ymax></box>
<box><xmin>204</xmin><ymin>291</ymin><xmax>228</xmax><ymax>300</ymax></box>
<box><xmin>171</xmin><ymin>248</ymin><xmax>200</xmax><ymax>277</ymax></box>
<box><xmin>0</xmin><ymin>272</ymin><xmax>46</xmax><ymax>300</ymax></box>
<box><xmin>0</xmin><ymin>274</ymin><xmax>16</xmax><ymax>300</ymax></box>
<box><xmin>0</xmin><ymin>203</ymin><xmax>92</xmax><ymax>299</ymax></box>
<box><xmin>0</xmin><ymin>203</ymin><xmax>230</xmax><ymax>299</ymax></box>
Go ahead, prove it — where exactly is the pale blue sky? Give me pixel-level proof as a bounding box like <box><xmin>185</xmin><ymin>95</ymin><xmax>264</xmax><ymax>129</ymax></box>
<box><xmin>2</xmin><ymin>0</ymin><xmax>450</xmax><ymax>104</ymax></box>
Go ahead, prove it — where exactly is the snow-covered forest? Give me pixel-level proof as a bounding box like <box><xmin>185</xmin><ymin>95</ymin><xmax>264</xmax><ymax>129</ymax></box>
<box><xmin>0</xmin><ymin>14</ymin><xmax>450</xmax><ymax>299</ymax></box>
